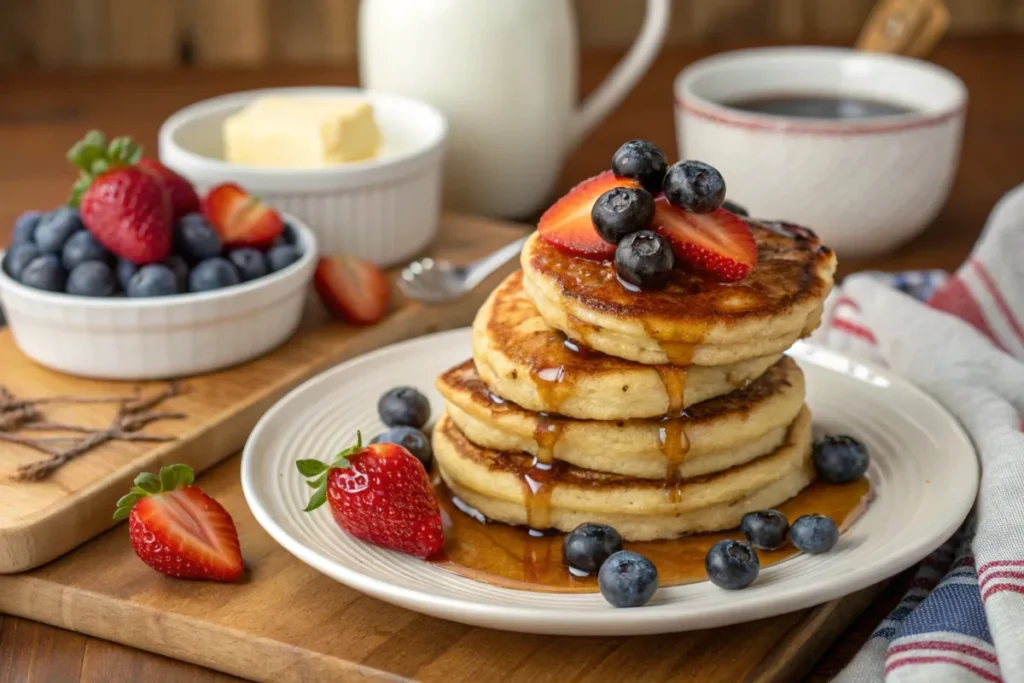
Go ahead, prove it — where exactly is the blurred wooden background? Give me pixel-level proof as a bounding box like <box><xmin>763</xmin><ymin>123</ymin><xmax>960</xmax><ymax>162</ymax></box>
<box><xmin>1</xmin><ymin>0</ymin><xmax>1023</xmax><ymax>68</ymax></box>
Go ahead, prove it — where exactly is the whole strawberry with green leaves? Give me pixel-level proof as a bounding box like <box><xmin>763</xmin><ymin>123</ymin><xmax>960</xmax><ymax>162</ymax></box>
<box><xmin>67</xmin><ymin>130</ymin><xmax>197</xmax><ymax>264</ymax></box>
<box><xmin>297</xmin><ymin>433</ymin><xmax>444</xmax><ymax>559</ymax></box>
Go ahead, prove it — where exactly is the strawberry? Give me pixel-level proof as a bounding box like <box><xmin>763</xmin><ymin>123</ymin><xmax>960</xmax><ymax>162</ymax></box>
<box><xmin>314</xmin><ymin>254</ymin><xmax>390</xmax><ymax>325</ymax></box>
<box><xmin>137</xmin><ymin>158</ymin><xmax>200</xmax><ymax>219</ymax></box>
<box><xmin>68</xmin><ymin>131</ymin><xmax>174</xmax><ymax>264</ymax></box>
<box><xmin>113</xmin><ymin>465</ymin><xmax>243</xmax><ymax>582</ymax></box>
<box><xmin>297</xmin><ymin>433</ymin><xmax>444</xmax><ymax>559</ymax></box>
<box><xmin>652</xmin><ymin>196</ymin><xmax>758</xmax><ymax>282</ymax></box>
<box><xmin>201</xmin><ymin>182</ymin><xmax>284</xmax><ymax>249</ymax></box>
<box><xmin>538</xmin><ymin>171</ymin><xmax>641</xmax><ymax>259</ymax></box>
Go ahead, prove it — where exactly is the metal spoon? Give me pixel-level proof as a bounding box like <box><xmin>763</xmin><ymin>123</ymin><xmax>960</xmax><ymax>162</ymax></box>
<box><xmin>398</xmin><ymin>234</ymin><xmax>529</xmax><ymax>304</ymax></box>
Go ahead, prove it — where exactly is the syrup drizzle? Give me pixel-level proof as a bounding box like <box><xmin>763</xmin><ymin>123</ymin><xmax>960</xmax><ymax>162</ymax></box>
<box><xmin>524</xmin><ymin>364</ymin><xmax>571</xmax><ymax>528</ymax></box>
<box><xmin>658</xmin><ymin>419</ymin><xmax>690</xmax><ymax>503</ymax></box>
<box><xmin>533</xmin><ymin>415</ymin><xmax>564</xmax><ymax>465</ymax></box>
<box><xmin>518</xmin><ymin>416</ymin><xmax>565</xmax><ymax>533</ymax></box>
<box><xmin>522</xmin><ymin>332</ymin><xmax>701</xmax><ymax>528</ymax></box>
<box><xmin>522</xmin><ymin>459</ymin><xmax>556</xmax><ymax>531</ymax></box>
<box><xmin>528</xmin><ymin>364</ymin><xmax>573</xmax><ymax>412</ymax></box>
<box><xmin>654</xmin><ymin>341</ymin><xmax>694</xmax><ymax>502</ymax></box>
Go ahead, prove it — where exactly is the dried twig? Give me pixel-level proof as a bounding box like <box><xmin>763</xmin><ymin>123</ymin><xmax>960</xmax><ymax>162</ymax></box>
<box><xmin>0</xmin><ymin>406</ymin><xmax>38</xmax><ymax>431</ymax></box>
<box><xmin>0</xmin><ymin>382</ymin><xmax>187</xmax><ymax>481</ymax></box>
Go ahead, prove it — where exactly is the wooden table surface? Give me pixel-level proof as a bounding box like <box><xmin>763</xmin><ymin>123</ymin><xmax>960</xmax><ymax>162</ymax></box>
<box><xmin>1</xmin><ymin>35</ymin><xmax>1021</xmax><ymax>682</ymax></box>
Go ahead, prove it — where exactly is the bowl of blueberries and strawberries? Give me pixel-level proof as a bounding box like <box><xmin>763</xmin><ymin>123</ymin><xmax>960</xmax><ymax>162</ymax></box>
<box><xmin>0</xmin><ymin>131</ymin><xmax>320</xmax><ymax>380</ymax></box>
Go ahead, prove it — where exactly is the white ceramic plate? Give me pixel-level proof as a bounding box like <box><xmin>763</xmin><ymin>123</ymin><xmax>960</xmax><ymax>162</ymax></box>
<box><xmin>241</xmin><ymin>329</ymin><xmax>978</xmax><ymax>636</ymax></box>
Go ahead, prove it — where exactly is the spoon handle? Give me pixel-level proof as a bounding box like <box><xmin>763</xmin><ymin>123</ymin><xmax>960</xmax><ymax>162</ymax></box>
<box><xmin>463</xmin><ymin>234</ymin><xmax>530</xmax><ymax>291</ymax></box>
<box><xmin>856</xmin><ymin>0</ymin><xmax>949</xmax><ymax>59</ymax></box>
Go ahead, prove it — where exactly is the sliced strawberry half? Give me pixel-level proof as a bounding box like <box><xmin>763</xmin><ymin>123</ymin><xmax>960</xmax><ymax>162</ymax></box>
<box><xmin>201</xmin><ymin>182</ymin><xmax>284</xmax><ymax>248</ymax></box>
<box><xmin>653</xmin><ymin>197</ymin><xmax>757</xmax><ymax>282</ymax></box>
<box><xmin>114</xmin><ymin>465</ymin><xmax>243</xmax><ymax>582</ymax></box>
<box><xmin>538</xmin><ymin>171</ymin><xmax>640</xmax><ymax>259</ymax></box>
<box><xmin>314</xmin><ymin>254</ymin><xmax>391</xmax><ymax>325</ymax></box>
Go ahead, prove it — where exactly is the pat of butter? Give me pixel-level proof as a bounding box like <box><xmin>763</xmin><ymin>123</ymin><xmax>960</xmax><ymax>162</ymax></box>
<box><xmin>223</xmin><ymin>97</ymin><xmax>382</xmax><ymax>168</ymax></box>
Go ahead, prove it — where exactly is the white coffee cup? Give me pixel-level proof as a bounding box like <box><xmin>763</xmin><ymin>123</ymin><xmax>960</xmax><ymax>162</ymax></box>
<box><xmin>674</xmin><ymin>47</ymin><xmax>967</xmax><ymax>258</ymax></box>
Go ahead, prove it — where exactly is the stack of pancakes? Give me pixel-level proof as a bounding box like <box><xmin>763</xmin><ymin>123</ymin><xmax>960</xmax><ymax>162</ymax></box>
<box><xmin>433</xmin><ymin>222</ymin><xmax>836</xmax><ymax>541</ymax></box>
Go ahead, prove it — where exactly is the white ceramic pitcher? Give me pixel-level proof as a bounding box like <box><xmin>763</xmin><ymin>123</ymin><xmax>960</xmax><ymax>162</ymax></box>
<box><xmin>359</xmin><ymin>0</ymin><xmax>670</xmax><ymax>219</ymax></box>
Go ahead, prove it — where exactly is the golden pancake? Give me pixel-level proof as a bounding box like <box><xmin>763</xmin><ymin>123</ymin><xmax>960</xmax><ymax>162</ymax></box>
<box><xmin>473</xmin><ymin>270</ymin><xmax>781</xmax><ymax>419</ymax></box>
<box><xmin>433</xmin><ymin>408</ymin><xmax>815</xmax><ymax>541</ymax></box>
<box><xmin>520</xmin><ymin>221</ymin><xmax>836</xmax><ymax>365</ymax></box>
<box><xmin>438</xmin><ymin>356</ymin><xmax>804</xmax><ymax>480</ymax></box>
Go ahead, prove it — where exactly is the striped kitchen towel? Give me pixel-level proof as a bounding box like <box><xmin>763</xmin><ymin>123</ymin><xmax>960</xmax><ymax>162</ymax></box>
<box><xmin>813</xmin><ymin>182</ymin><xmax>1024</xmax><ymax>683</ymax></box>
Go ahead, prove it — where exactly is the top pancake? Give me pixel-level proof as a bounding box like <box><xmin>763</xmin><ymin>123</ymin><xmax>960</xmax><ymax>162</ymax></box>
<box><xmin>521</xmin><ymin>221</ymin><xmax>836</xmax><ymax>365</ymax></box>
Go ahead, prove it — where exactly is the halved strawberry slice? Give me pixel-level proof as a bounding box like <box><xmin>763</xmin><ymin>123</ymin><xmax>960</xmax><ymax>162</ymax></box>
<box><xmin>653</xmin><ymin>197</ymin><xmax>757</xmax><ymax>282</ymax></box>
<box><xmin>114</xmin><ymin>465</ymin><xmax>243</xmax><ymax>582</ymax></box>
<box><xmin>201</xmin><ymin>182</ymin><xmax>284</xmax><ymax>248</ymax></box>
<box><xmin>538</xmin><ymin>171</ymin><xmax>640</xmax><ymax>259</ymax></box>
<box><xmin>314</xmin><ymin>254</ymin><xmax>391</xmax><ymax>325</ymax></box>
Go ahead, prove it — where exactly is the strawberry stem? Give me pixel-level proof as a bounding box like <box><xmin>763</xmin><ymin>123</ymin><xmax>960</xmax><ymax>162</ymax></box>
<box><xmin>67</xmin><ymin>129</ymin><xmax>143</xmax><ymax>208</ymax></box>
<box><xmin>296</xmin><ymin>431</ymin><xmax>362</xmax><ymax>512</ymax></box>
<box><xmin>113</xmin><ymin>464</ymin><xmax>195</xmax><ymax>521</ymax></box>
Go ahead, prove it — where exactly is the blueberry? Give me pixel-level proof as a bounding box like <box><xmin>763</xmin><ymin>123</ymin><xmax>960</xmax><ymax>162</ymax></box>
<box><xmin>813</xmin><ymin>435</ymin><xmax>870</xmax><ymax>483</ymax></box>
<box><xmin>12</xmin><ymin>210</ymin><xmax>43</xmax><ymax>245</ymax></box>
<box><xmin>3</xmin><ymin>243</ymin><xmax>42</xmax><ymax>280</ymax></box>
<box><xmin>66</xmin><ymin>261</ymin><xmax>116</xmax><ymax>297</ymax></box>
<box><xmin>598</xmin><ymin>550</ymin><xmax>658</xmax><ymax>608</ymax></box>
<box><xmin>127</xmin><ymin>264</ymin><xmax>180</xmax><ymax>298</ymax></box>
<box><xmin>740</xmin><ymin>510</ymin><xmax>789</xmax><ymax>550</ymax></box>
<box><xmin>163</xmin><ymin>254</ymin><xmax>190</xmax><ymax>292</ymax></box>
<box><xmin>116</xmin><ymin>258</ymin><xmax>139</xmax><ymax>291</ymax></box>
<box><xmin>274</xmin><ymin>222</ymin><xmax>299</xmax><ymax>246</ymax></box>
<box><xmin>790</xmin><ymin>514</ymin><xmax>839</xmax><ymax>554</ymax></box>
<box><xmin>62</xmin><ymin>230</ymin><xmax>112</xmax><ymax>271</ymax></box>
<box><xmin>663</xmin><ymin>161</ymin><xmax>726</xmax><ymax>214</ymax></box>
<box><xmin>591</xmin><ymin>187</ymin><xmax>655</xmax><ymax>244</ymax></box>
<box><xmin>227</xmin><ymin>248</ymin><xmax>269</xmax><ymax>282</ymax></box>
<box><xmin>19</xmin><ymin>254</ymin><xmax>67</xmax><ymax>292</ymax></box>
<box><xmin>614</xmin><ymin>230</ymin><xmax>674</xmax><ymax>291</ymax></box>
<box><xmin>562</xmin><ymin>523</ymin><xmax>624</xmax><ymax>574</ymax></box>
<box><xmin>611</xmin><ymin>140</ymin><xmax>668</xmax><ymax>194</ymax></box>
<box><xmin>34</xmin><ymin>207</ymin><xmax>84</xmax><ymax>253</ymax></box>
<box><xmin>704</xmin><ymin>539</ymin><xmax>760</xmax><ymax>590</ymax></box>
<box><xmin>188</xmin><ymin>257</ymin><xmax>240</xmax><ymax>292</ymax></box>
<box><xmin>378</xmin><ymin>386</ymin><xmax>431</xmax><ymax>428</ymax></box>
<box><xmin>267</xmin><ymin>244</ymin><xmax>301</xmax><ymax>272</ymax></box>
<box><xmin>174</xmin><ymin>213</ymin><xmax>222</xmax><ymax>262</ymax></box>
<box><xmin>370</xmin><ymin>426</ymin><xmax>433</xmax><ymax>468</ymax></box>
<box><xmin>723</xmin><ymin>200</ymin><xmax>749</xmax><ymax>217</ymax></box>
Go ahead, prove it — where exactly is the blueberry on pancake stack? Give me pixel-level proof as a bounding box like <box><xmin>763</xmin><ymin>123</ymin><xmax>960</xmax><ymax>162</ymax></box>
<box><xmin>432</xmin><ymin>141</ymin><xmax>837</xmax><ymax>542</ymax></box>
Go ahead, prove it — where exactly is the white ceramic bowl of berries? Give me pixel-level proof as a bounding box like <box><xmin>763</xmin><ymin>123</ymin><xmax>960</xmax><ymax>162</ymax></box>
<box><xmin>157</xmin><ymin>87</ymin><xmax>447</xmax><ymax>268</ymax></box>
<box><xmin>0</xmin><ymin>132</ymin><xmax>318</xmax><ymax>380</ymax></box>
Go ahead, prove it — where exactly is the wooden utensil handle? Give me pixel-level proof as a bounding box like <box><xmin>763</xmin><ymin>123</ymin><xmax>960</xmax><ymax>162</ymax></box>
<box><xmin>856</xmin><ymin>0</ymin><xmax>950</xmax><ymax>58</ymax></box>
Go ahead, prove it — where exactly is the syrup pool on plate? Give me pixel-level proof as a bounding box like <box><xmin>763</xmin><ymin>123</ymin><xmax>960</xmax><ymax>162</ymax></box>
<box><xmin>430</xmin><ymin>477</ymin><xmax>872</xmax><ymax>593</ymax></box>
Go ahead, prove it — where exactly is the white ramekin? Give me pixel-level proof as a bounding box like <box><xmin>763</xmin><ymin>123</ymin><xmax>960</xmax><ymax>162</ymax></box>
<box><xmin>0</xmin><ymin>215</ymin><xmax>317</xmax><ymax>380</ymax></box>
<box><xmin>675</xmin><ymin>47</ymin><xmax>967</xmax><ymax>258</ymax></box>
<box><xmin>158</xmin><ymin>87</ymin><xmax>446</xmax><ymax>268</ymax></box>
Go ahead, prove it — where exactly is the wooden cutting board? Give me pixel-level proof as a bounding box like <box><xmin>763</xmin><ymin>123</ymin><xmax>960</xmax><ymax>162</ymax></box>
<box><xmin>0</xmin><ymin>450</ymin><xmax>885</xmax><ymax>682</ymax></box>
<box><xmin>0</xmin><ymin>214</ymin><xmax>523</xmax><ymax>574</ymax></box>
<box><xmin>0</xmin><ymin>212</ymin><xmax>885</xmax><ymax>681</ymax></box>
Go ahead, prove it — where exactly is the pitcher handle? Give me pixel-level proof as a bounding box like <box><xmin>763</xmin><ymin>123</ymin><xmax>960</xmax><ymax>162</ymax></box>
<box><xmin>568</xmin><ymin>0</ymin><xmax>671</xmax><ymax>150</ymax></box>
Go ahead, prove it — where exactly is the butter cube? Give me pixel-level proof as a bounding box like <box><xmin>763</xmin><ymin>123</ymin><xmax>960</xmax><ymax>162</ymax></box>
<box><xmin>223</xmin><ymin>97</ymin><xmax>382</xmax><ymax>168</ymax></box>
